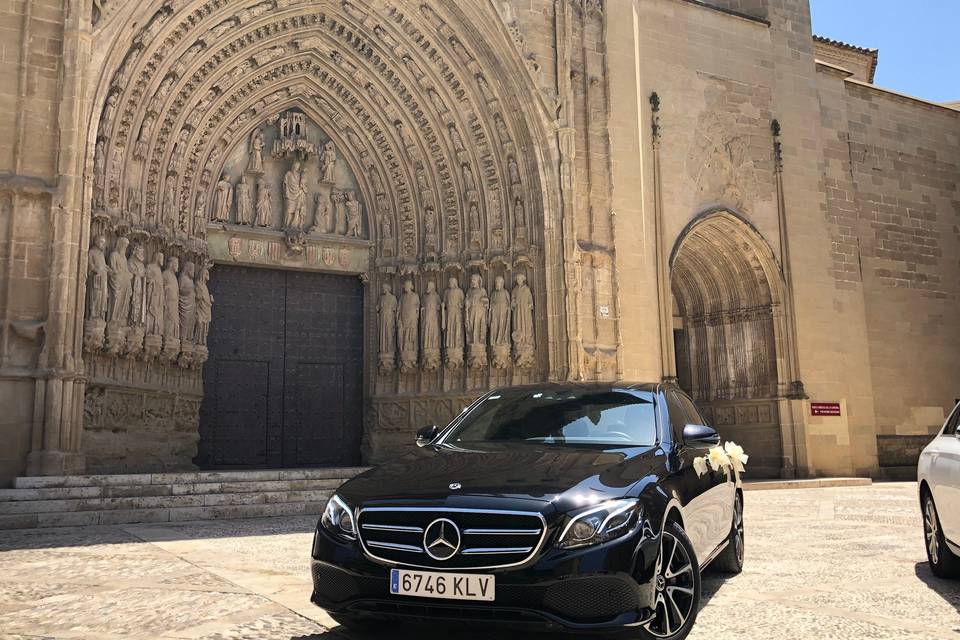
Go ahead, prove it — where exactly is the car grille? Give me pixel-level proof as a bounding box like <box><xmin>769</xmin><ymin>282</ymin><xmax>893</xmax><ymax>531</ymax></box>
<box><xmin>356</xmin><ymin>507</ymin><xmax>548</xmax><ymax>569</ymax></box>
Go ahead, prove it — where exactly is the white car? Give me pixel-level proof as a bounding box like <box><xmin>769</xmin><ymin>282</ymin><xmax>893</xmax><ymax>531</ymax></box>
<box><xmin>918</xmin><ymin>402</ymin><xmax>960</xmax><ymax>578</ymax></box>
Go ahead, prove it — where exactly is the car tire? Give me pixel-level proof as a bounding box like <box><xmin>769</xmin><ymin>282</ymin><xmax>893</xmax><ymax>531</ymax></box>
<box><xmin>637</xmin><ymin>520</ymin><xmax>701</xmax><ymax>640</ymax></box>
<box><xmin>709</xmin><ymin>491</ymin><xmax>744</xmax><ymax>574</ymax></box>
<box><xmin>923</xmin><ymin>492</ymin><xmax>960</xmax><ymax>579</ymax></box>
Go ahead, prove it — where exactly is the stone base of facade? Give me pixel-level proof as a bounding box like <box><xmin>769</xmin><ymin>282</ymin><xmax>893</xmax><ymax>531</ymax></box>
<box><xmin>25</xmin><ymin>450</ymin><xmax>86</xmax><ymax>478</ymax></box>
<box><xmin>83</xmin><ymin>386</ymin><xmax>201</xmax><ymax>474</ymax></box>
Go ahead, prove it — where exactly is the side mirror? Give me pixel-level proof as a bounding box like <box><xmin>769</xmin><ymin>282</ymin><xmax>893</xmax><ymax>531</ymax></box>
<box><xmin>416</xmin><ymin>425</ymin><xmax>440</xmax><ymax>447</ymax></box>
<box><xmin>682</xmin><ymin>424</ymin><xmax>720</xmax><ymax>447</ymax></box>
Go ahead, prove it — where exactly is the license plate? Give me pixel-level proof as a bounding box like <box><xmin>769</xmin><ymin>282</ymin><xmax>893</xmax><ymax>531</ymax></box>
<box><xmin>390</xmin><ymin>568</ymin><xmax>495</xmax><ymax>601</ymax></box>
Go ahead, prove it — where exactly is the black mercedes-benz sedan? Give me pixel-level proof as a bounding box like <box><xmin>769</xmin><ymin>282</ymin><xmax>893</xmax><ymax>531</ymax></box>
<box><xmin>311</xmin><ymin>383</ymin><xmax>744</xmax><ymax>639</ymax></box>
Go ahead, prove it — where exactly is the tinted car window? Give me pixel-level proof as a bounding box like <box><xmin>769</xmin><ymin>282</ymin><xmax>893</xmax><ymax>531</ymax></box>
<box><xmin>441</xmin><ymin>388</ymin><xmax>657</xmax><ymax>447</ymax></box>
<box><xmin>665</xmin><ymin>391</ymin><xmax>688</xmax><ymax>442</ymax></box>
<box><xmin>944</xmin><ymin>403</ymin><xmax>960</xmax><ymax>436</ymax></box>
<box><xmin>675</xmin><ymin>392</ymin><xmax>707</xmax><ymax>427</ymax></box>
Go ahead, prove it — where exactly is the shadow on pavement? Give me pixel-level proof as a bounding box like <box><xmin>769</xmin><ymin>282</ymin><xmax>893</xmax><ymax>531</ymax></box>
<box><xmin>913</xmin><ymin>561</ymin><xmax>960</xmax><ymax>617</ymax></box>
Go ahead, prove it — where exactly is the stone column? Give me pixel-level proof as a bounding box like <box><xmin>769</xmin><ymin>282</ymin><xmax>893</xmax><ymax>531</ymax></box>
<box><xmin>18</xmin><ymin>0</ymin><xmax>92</xmax><ymax>475</ymax></box>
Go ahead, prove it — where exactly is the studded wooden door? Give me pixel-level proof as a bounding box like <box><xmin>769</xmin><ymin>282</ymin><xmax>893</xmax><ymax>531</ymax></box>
<box><xmin>197</xmin><ymin>265</ymin><xmax>363</xmax><ymax>468</ymax></box>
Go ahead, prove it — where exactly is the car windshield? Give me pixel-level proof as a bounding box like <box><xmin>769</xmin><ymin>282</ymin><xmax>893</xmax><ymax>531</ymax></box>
<box><xmin>439</xmin><ymin>388</ymin><xmax>658</xmax><ymax>447</ymax></box>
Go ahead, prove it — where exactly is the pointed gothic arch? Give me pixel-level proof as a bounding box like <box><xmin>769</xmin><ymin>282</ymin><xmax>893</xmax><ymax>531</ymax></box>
<box><xmin>670</xmin><ymin>209</ymin><xmax>792</xmax><ymax>477</ymax></box>
<box><xmin>79</xmin><ymin>0</ymin><xmax>569</xmax><ymax>470</ymax></box>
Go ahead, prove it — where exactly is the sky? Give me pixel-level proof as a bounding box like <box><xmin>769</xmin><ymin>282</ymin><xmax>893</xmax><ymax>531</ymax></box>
<box><xmin>809</xmin><ymin>0</ymin><xmax>959</xmax><ymax>103</ymax></box>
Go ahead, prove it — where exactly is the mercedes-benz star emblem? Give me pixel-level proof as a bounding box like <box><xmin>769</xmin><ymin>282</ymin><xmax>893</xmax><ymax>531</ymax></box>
<box><xmin>449</xmin><ymin>482</ymin><xmax>462</xmax><ymax>490</ymax></box>
<box><xmin>423</xmin><ymin>518</ymin><xmax>461</xmax><ymax>561</ymax></box>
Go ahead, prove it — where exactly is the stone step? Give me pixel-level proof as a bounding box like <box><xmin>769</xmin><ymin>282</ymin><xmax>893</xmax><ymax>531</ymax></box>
<box><xmin>0</xmin><ymin>489</ymin><xmax>336</xmax><ymax>515</ymax></box>
<box><xmin>0</xmin><ymin>478</ymin><xmax>344</xmax><ymax>501</ymax></box>
<box><xmin>0</xmin><ymin>500</ymin><xmax>329</xmax><ymax>530</ymax></box>
<box><xmin>0</xmin><ymin>468</ymin><xmax>366</xmax><ymax>529</ymax></box>
<box><xmin>12</xmin><ymin>467</ymin><xmax>368</xmax><ymax>489</ymax></box>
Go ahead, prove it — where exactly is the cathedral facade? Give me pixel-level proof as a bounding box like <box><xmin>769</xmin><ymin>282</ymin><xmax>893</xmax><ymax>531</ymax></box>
<box><xmin>0</xmin><ymin>0</ymin><xmax>957</xmax><ymax>484</ymax></box>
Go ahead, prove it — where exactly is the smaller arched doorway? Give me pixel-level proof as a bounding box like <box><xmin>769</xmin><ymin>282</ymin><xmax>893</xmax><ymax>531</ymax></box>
<box><xmin>670</xmin><ymin>211</ymin><xmax>789</xmax><ymax>477</ymax></box>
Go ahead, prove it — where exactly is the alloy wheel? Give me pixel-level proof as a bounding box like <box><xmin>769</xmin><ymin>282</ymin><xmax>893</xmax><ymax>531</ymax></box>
<box><xmin>645</xmin><ymin>529</ymin><xmax>696</xmax><ymax>638</ymax></box>
<box><xmin>924</xmin><ymin>497</ymin><xmax>940</xmax><ymax>566</ymax></box>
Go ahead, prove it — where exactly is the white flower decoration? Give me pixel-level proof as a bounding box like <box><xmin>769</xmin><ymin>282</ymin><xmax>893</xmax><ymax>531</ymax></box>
<box><xmin>723</xmin><ymin>441</ymin><xmax>749</xmax><ymax>473</ymax></box>
<box><xmin>707</xmin><ymin>446</ymin><xmax>731</xmax><ymax>472</ymax></box>
<box><xmin>692</xmin><ymin>456</ymin><xmax>709</xmax><ymax>478</ymax></box>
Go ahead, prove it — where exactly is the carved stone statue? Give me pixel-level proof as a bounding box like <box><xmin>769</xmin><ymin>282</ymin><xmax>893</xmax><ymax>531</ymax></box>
<box><xmin>162</xmin><ymin>180</ymin><xmax>177</xmax><ymax>231</ymax></box>
<box><xmin>512</xmin><ymin>273</ymin><xmax>535</xmax><ymax>367</ymax></box>
<box><xmin>161</xmin><ymin>255</ymin><xmax>180</xmax><ymax>342</ymax></box>
<box><xmin>345</xmin><ymin>191</ymin><xmax>362</xmax><ymax>237</ymax></box>
<box><xmin>468</xmin><ymin>202</ymin><xmax>481</xmax><ymax>232</ymax></box>
<box><xmin>107</xmin><ymin>237</ymin><xmax>133</xmax><ymax>325</ymax></box>
<box><xmin>212</xmin><ymin>174</ymin><xmax>232</xmax><ymax>222</ymax></box>
<box><xmin>178</xmin><ymin>261</ymin><xmax>197</xmax><ymax>344</ymax></box>
<box><xmin>397</xmin><ymin>280</ymin><xmax>420</xmax><ymax>372</ymax></box>
<box><xmin>247</xmin><ymin>128</ymin><xmax>265</xmax><ymax>174</ymax></box>
<box><xmin>508</xmin><ymin>155</ymin><xmax>521</xmax><ymax>187</ymax></box>
<box><xmin>442</xmin><ymin>276</ymin><xmax>464</xmax><ymax>369</ymax></box>
<box><xmin>135</xmin><ymin>115</ymin><xmax>154</xmax><ymax>160</ymax></box>
<box><xmin>283</xmin><ymin>161</ymin><xmax>308</xmax><ymax>230</ymax></box>
<box><xmin>194</xmin><ymin>265</ymin><xmax>213</xmax><ymax>346</ymax></box>
<box><xmin>319</xmin><ymin>141</ymin><xmax>337</xmax><ymax>183</ymax></box>
<box><xmin>423</xmin><ymin>204</ymin><xmax>437</xmax><ymax>251</ymax></box>
<box><xmin>489</xmin><ymin>275</ymin><xmax>512</xmax><ymax>368</ymax></box>
<box><xmin>309</xmin><ymin>193</ymin><xmax>328</xmax><ymax>234</ymax></box>
<box><xmin>128</xmin><ymin>244</ymin><xmax>146</xmax><ymax>328</ymax></box>
<box><xmin>125</xmin><ymin>244</ymin><xmax>146</xmax><ymax>355</ymax></box>
<box><xmin>377</xmin><ymin>284</ymin><xmax>398</xmax><ymax>372</ymax></box>
<box><xmin>145</xmin><ymin>251</ymin><xmax>164</xmax><ymax>337</ymax></box>
<box><xmin>255</xmin><ymin>178</ymin><xmax>272</xmax><ymax>227</ymax></box>
<box><xmin>193</xmin><ymin>191</ymin><xmax>207</xmax><ymax>237</ymax></box>
<box><xmin>379</xmin><ymin>207</ymin><xmax>393</xmax><ymax>240</ymax></box>
<box><xmin>235</xmin><ymin>175</ymin><xmax>253</xmax><ymax>225</ymax></box>
<box><xmin>86</xmin><ymin>235</ymin><xmax>109</xmax><ymax>322</ymax></box>
<box><xmin>464</xmin><ymin>273</ymin><xmax>489</xmax><ymax>368</ymax></box>
<box><xmin>421</xmin><ymin>281</ymin><xmax>441</xmax><ymax>371</ymax></box>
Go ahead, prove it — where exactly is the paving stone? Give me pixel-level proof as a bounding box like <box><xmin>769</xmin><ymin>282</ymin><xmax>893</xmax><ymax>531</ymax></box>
<box><xmin>0</xmin><ymin>483</ymin><xmax>954</xmax><ymax>640</ymax></box>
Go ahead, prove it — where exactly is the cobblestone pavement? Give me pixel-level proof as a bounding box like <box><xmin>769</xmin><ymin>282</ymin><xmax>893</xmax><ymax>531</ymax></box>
<box><xmin>0</xmin><ymin>482</ymin><xmax>957</xmax><ymax>639</ymax></box>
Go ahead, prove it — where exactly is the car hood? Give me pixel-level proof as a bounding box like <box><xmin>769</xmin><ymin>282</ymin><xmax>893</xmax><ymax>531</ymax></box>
<box><xmin>337</xmin><ymin>442</ymin><xmax>666</xmax><ymax>513</ymax></box>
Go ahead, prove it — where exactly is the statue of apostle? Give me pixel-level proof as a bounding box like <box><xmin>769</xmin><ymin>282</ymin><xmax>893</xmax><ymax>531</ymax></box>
<box><xmin>464</xmin><ymin>273</ymin><xmax>489</xmax><ymax>367</ymax></box>
<box><xmin>420</xmin><ymin>281</ymin><xmax>441</xmax><ymax>371</ymax></box>
<box><xmin>107</xmin><ymin>237</ymin><xmax>133</xmax><ymax>325</ymax></box>
<box><xmin>377</xmin><ymin>284</ymin><xmax>398</xmax><ymax>372</ymax></box>
<box><xmin>512</xmin><ymin>273</ymin><xmax>535</xmax><ymax>367</ymax></box>
<box><xmin>396</xmin><ymin>280</ymin><xmax>419</xmax><ymax>372</ymax></box>
<box><xmin>283</xmin><ymin>161</ymin><xmax>308</xmax><ymax>230</ymax></box>
<box><xmin>128</xmin><ymin>243</ymin><xmax>147</xmax><ymax>328</ymax></box>
<box><xmin>161</xmin><ymin>255</ymin><xmax>180</xmax><ymax>342</ymax></box>
<box><xmin>86</xmin><ymin>235</ymin><xmax>109</xmax><ymax>321</ymax></box>
<box><xmin>442</xmin><ymin>276</ymin><xmax>464</xmax><ymax>369</ymax></box>
<box><xmin>211</xmin><ymin>174</ymin><xmax>232</xmax><ymax>222</ymax></box>
<box><xmin>178</xmin><ymin>261</ymin><xmax>197</xmax><ymax>344</ymax></box>
<box><xmin>194</xmin><ymin>265</ymin><xmax>213</xmax><ymax>346</ymax></box>
<box><xmin>235</xmin><ymin>175</ymin><xmax>253</xmax><ymax>225</ymax></box>
<box><xmin>145</xmin><ymin>251</ymin><xmax>164</xmax><ymax>336</ymax></box>
<box><xmin>489</xmin><ymin>275</ymin><xmax>511</xmax><ymax>368</ymax></box>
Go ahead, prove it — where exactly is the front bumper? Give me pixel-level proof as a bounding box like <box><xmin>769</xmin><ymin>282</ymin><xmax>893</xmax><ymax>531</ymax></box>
<box><xmin>311</xmin><ymin>523</ymin><xmax>660</xmax><ymax>631</ymax></box>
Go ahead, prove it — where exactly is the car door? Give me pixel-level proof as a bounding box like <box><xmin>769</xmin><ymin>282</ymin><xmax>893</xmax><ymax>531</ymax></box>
<box><xmin>673</xmin><ymin>390</ymin><xmax>734</xmax><ymax>555</ymax></box>
<box><xmin>932</xmin><ymin>404</ymin><xmax>960</xmax><ymax>542</ymax></box>
<box><xmin>665</xmin><ymin>389</ymin><xmax>720</xmax><ymax>563</ymax></box>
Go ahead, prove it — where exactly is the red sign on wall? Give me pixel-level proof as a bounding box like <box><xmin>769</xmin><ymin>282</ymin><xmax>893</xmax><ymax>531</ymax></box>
<box><xmin>811</xmin><ymin>402</ymin><xmax>841</xmax><ymax>417</ymax></box>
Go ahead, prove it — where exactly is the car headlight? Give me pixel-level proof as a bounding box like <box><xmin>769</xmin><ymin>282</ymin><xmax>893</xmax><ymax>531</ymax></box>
<box><xmin>320</xmin><ymin>494</ymin><xmax>356</xmax><ymax>540</ymax></box>
<box><xmin>557</xmin><ymin>499</ymin><xmax>642</xmax><ymax>549</ymax></box>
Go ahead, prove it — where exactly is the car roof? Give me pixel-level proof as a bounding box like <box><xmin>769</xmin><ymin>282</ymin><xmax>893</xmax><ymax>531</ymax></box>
<box><xmin>491</xmin><ymin>381</ymin><xmax>664</xmax><ymax>394</ymax></box>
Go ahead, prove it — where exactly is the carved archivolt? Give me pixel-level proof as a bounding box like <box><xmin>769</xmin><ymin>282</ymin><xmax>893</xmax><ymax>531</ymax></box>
<box><xmin>86</xmin><ymin>0</ymin><xmax>555</xmax><ymax>395</ymax></box>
